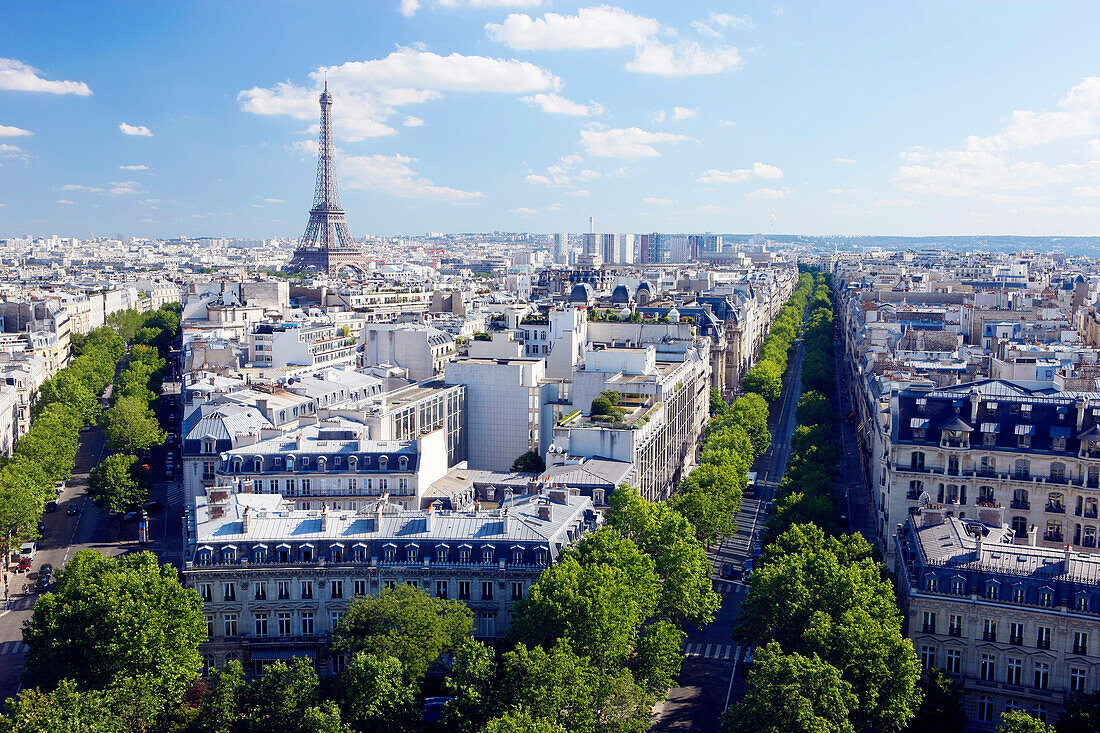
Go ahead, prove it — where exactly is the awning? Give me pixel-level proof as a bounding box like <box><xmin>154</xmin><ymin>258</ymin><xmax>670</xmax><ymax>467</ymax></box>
<box><xmin>981</xmin><ymin>423</ymin><xmax>1000</xmax><ymax>433</ymax></box>
<box><xmin>910</xmin><ymin>418</ymin><xmax>930</xmax><ymax>429</ymax></box>
<box><xmin>1050</xmin><ymin>426</ymin><xmax>1071</xmax><ymax>439</ymax></box>
<box><xmin>1078</xmin><ymin>425</ymin><xmax>1100</xmax><ymax>441</ymax></box>
<box><xmin>938</xmin><ymin>416</ymin><xmax>973</xmax><ymax>432</ymax></box>
<box><xmin>249</xmin><ymin>648</ymin><xmax>317</xmax><ymax>661</ymax></box>
<box><xmin>1014</xmin><ymin>424</ymin><xmax>1035</xmax><ymax>436</ymax></box>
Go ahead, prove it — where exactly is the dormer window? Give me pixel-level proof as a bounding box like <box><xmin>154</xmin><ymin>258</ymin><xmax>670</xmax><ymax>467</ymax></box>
<box><xmin>253</xmin><ymin>457</ymin><xmax>262</xmax><ymax>472</ymax></box>
<box><xmin>202</xmin><ymin>439</ymin><xmax>215</xmax><ymax>454</ymax></box>
<box><xmin>398</xmin><ymin>456</ymin><xmax>409</xmax><ymax>471</ymax></box>
<box><xmin>379</xmin><ymin>456</ymin><xmax>388</xmax><ymax>471</ymax></box>
<box><xmin>917</xmin><ymin>398</ymin><xmax>928</xmax><ymax>413</ymax></box>
<box><xmin>482</xmin><ymin>548</ymin><xmax>493</xmax><ymax>563</ymax></box>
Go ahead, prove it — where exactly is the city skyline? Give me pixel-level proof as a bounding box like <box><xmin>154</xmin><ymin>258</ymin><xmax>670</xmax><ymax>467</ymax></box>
<box><xmin>3</xmin><ymin>1</ymin><xmax>1100</xmax><ymax>238</ymax></box>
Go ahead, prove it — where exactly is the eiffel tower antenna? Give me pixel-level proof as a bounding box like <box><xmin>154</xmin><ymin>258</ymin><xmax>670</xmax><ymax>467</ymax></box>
<box><xmin>288</xmin><ymin>82</ymin><xmax>364</xmax><ymax>276</ymax></box>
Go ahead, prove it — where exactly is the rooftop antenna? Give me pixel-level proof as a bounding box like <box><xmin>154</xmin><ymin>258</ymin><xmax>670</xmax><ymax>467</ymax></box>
<box><xmin>324</xmin><ymin>69</ymin><xmax>327</xmax><ymax>91</ymax></box>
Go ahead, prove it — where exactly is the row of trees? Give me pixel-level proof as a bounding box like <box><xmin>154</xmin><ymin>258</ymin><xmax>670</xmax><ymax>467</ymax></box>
<box><xmin>725</xmin><ymin>272</ymin><xmax>924</xmax><ymax>733</ymax></box>
<box><xmin>740</xmin><ymin>272</ymin><xmax>814</xmax><ymax>402</ymax></box>
<box><xmin>0</xmin><ymin>325</ymin><xmax>125</xmax><ymax>547</ymax></box>
<box><xmin>88</xmin><ymin>305</ymin><xmax>179</xmax><ymax>513</ymax></box>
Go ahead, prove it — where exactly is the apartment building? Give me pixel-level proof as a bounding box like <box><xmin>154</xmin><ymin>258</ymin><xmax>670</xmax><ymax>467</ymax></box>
<box><xmin>249</xmin><ymin>320</ymin><xmax>359</xmax><ymax>371</ymax></box>
<box><xmin>897</xmin><ymin>513</ymin><xmax>1100</xmax><ymax>728</ymax></box>
<box><xmin>183</xmin><ymin>489</ymin><xmax>595</xmax><ymax>673</ymax></box>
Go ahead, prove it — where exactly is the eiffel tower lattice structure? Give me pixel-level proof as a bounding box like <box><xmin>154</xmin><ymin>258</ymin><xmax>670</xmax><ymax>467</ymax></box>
<box><xmin>288</xmin><ymin>83</ymin><xmax>366</xmax><ymax>276</ymax></box>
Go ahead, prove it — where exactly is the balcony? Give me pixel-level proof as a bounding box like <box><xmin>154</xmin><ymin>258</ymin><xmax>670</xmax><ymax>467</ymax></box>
<box><xmin>1043</xmin><ymin>533</ymin><xmax>1063</xmax><ymax>543</ymax></box>
<box><xmin>1045</xmin><ymin>504</ymin><xmax>1066</xmax><ymax>514</ymax></box>
<box><xmin>1011</xmin><ymin>500</ymin><xmax>1031</xmax><ymax>510</ymax></box>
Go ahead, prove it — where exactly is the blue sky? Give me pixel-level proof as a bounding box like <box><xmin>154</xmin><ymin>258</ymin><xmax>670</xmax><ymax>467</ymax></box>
<box><xmin>3</xmin><ymin>1</ymin><xmax>1100</xmax><ymax>238</ymax></box>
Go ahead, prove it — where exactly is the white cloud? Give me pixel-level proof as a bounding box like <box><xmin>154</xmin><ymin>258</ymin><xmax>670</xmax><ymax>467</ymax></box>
<box><xmin>1013</xmin><ymin>204</ymin><xmax>1100</xmax><ymax>216</ymax></box>
<box><xmin>691</xmin><ymin>12</ymin><xmax>753</xmax><ymax>37</ymax></box>
<box><xmin>119</xmin><ymin>122</ymin><xmax>153</xmax><ymax>137</ymax></box>
<box><xmin>963</xmin><ymin>77</ymin><xmax>1100</xmax><ymax>153</ymax></box>
<box><xmin>648</xmin><ymin>110</ymin><xmax>667</xmax><ymax>125</ymax></box>
<box><xmin>672</xmin><ymin>106</ymin><xmax>697</xmax><ymax>120</ymax></box>
<box><xmin>242</xmin><ymin>49</ymin><xmax>560</xmax><ymax>142</ymax></box>
<box><xmin>487</xmin><ymin>6</ymin><xmax>659</xmax><ymax>50</ymax></box>
<box><xmin>60</xmin><ymin>183</ymin><xmax>104</xmax><ymax>193</ymax></box>
<box><xmin>828</xmin><ymin>188</ymin><xmax>845</xmax><ymax>195</ymax></box>
<box><xmin>1076</xmin><ymin>186</ymin><xmax>1100</xmax><ymax>197</ymax></box>
<box><xmin>580</xmin><ymin>126</ymin><xmax>691</xmax><ymax>158</ymax></box>
<box><xmin>119</xmin><ymin>164</ymin><xmax>149</xmax><ymax>171</ymax></box>
<box><xmin>720</xmin><ymin>120</ymin><xmax>737</xmax><ymax>127</ymax></box>
<box><xmin>565</xmin><ymin>189</ymin><xmax>590</xmax><ymax>197</ymax></box>
<box><xmin>341</xmin><ymin>153</ymin><xmax>482</xmax><ymax>202</ymax></box>
<box><xmin>0</xmin><ymin>143</ymin><xmax>22</xmax><ymax>155</ymax></box>
<box><xmin>264</xmin><ymin>197</ymin><xmax>284</xmax><ymax>204</ymax></box>
<box><xmin>1087</xmin><ymin>139</ymin><xmax>1100</xmax><ymax>157</ymax></box>
<box><xmin>56</xmin><ymin>199</ymin><xmax>74</xmax><ymax>205</ymax></box>
<box><xmin>524</xmin><ymin>154</ymin><xmax>600</xmax><ymax>192</ymax></box>
<box><xmin>107</xmin><ymin>180</ymin><xmax>142</xmax><ymax>195</ymax></box>
<box><xmin>510</xmin><ymin>206</ymin><xmax>538</xmax><ymax>214</ymax></box>
<box><xmin>699</xmin><ymin>161</ymin><xmax>783</xmax><ymax>184</ymax></box>
<box><xmin>521</xmin><ymin>93</ymin><xmax>601</xmax><ymax>116</ymax></box>
<box><xmin>873</xmin><ymin>198</ymin><xmax>916</xmax><ymax>207</ymax></box>
<box><xmin>896</xmin><ymin>148</ymin><xmax>1078</xmax><ymax>196</ymax></box>
<box><xmin>403</xmin><ymin>115</ymin><xmax>425</xmax><ymax>127</ymax></box>
<box><xmin>0</xmin><ymin>125</ymin><xmax>31</xmax><ymax>137</ymax></box>
<box><xmin>643</xmin><ymin>196</ymin><xmax>677</xmax><ymax>205</ymax></box>
<box><xmin>0</xmin><ymin>58</ymin><xmax>91</xmax><ymax>95</ymax></box>
<box><xmin>402</xmin><ymin>0</ymin><xmax>541</xmax><ymax>16</ymax></box>
<box><xmin>746</xmin><ymin>187</ymin><xmax>789</xmax><ymax>200</ymax></box>
<box><xmin>833</xmin><ymin>157</ymin><xmax>857</xmax><ymax>164</ymax></box>
<box><xmin>488</xmin><ymin>7</ymin><xmax>741</xmax><ymax>76</ymax></box>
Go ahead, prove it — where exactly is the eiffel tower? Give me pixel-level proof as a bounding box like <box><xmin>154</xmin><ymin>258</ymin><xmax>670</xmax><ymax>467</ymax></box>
<box><xmin>289</xmin><ymin>83</ymin><xmax>365</xmax><ymax>275</ymax></box>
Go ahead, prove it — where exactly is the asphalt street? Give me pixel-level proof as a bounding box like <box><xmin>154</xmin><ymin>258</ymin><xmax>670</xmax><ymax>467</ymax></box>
<box><xmin>651</xmin><ymin>338</ymin><xmax>807</xmax><ymax>732</ymax></box>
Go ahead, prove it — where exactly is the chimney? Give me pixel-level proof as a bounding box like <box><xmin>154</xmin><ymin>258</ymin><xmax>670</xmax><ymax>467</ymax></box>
<box><xmin>969</xmin><ymin>390</ymin><xmax>980</xmax><ymax>423</ymax></box>
<box><xmin>425</xmin><ymin>502</ymin><xmax>434</xmax><ymax>533</ymax></box>
<box><xmin>242</xmin><ymin>505</ymin><xmax>250</xmax><ymax>533</ymax></box>
<box><xmin>974</xmin><ymin>529</ymin><xmax>982</xmax><ymax>559</ymax></box>
<box><xmin>1029</xmin><ymin>525</ymin><xmax>1038</xmax><ymax>547</ymax></box>
<box><xmin>1077</xmin><ymin>398</ymin><xmax>1087</xmax><ymax>431</ymax></box>
<box><xmin>1065</xmin><ymin>544</ymin><xmax>1073</xmax><ymax>569</ymax></box>
<box><xmin>537</xmin><ymin>503</ymin><xmax>551</xmax><ymax>521</ymax></box>
<box><xmin>321</xmin><ymin>503</ymin><xmax>328</xmax><ymax>531</ymax></box>
<box><xmin>503</xmin><ymin>507</ymin><xmax>510</xmax><ymax>534</ymax></box>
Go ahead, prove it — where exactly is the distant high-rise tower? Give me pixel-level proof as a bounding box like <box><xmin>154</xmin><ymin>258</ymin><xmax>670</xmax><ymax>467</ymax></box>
<box><xmin>552</xmin><ymin>233</ymin><xmax>567</xmax><ymax>264</ymax></box>
<box><xmin>289</xmin><ymin>84</ymin><xmax>364</xmax><ymax>275</ymax></box>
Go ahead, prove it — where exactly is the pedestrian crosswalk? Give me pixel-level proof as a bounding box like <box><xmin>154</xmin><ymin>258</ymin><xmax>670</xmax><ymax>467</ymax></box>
<box><xmin>683</xmin><ymin>642</ymin><xmax>742</xmax><ymax>661</ymax></box>
<box><xmin>0</xmin><ymin>641</ymin><xmax>27</xmax><ymax>656</ymax></box>
<box><xmin>712</xmin><ymin>581</ymin><xmax>748</xmax><ymax>595</ymax></box>
<box><xmin>165</xmin><ymin>480</ymin><xmax>183</xmax><ymax>509</ymax></box>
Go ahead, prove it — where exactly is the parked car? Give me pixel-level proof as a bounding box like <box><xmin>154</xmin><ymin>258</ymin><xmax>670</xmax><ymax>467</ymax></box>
<box><xmin>740</xmin><ymin>647</ymin><xmax>755</xmax><ymax>677</ymax></box>
<box><xmin>45</xmin><ymin>501</ymin><xmax>58</xmax><ymax>513</ymax></box>
<box><xmin>719</xmin><ymin>563</ymin><xmax>735</xmax><ymax>580</ymax></box>
<box><xmin>763</xmin><ymin>501</ymin><xmax>774</xmax><ymax>514</ymax></box>
<box><xmin>742</xmin><ymin>558</ymin><xmax>754</xmax><ymax>579</ymax></box>
<box><xmin>122</xmin><ymin>511</ymin><xmax>139</xmax><ymax>522</ymax></box>
<box><xmin>37</xmin><ymin>521</ymin><xmax>46</xmax><ymax>535</ymax></box>
<box><xmin>422</xmin><ymin>697</ymin><xmax>453</xmax><ymax>724</ymax></box>
<box><xmin>143</xmin><ymin>500</ymin><xmax>163</xmax><ymax>514</ymax></box>
<box><xmin>752</xmin><ymin>539</ymin><xmax>763</xmax><ymax>558</ymax></box>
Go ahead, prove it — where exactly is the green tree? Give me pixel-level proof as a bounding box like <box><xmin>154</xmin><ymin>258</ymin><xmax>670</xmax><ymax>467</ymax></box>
<box><xmin>15</xmin><ymin>403</ymin><xmax>80</xmax><ymax>483</ymax></box>
<box><xmin>632</xmin><ymin>621</ymin><xmax>683</xmax><ymax>695</ymax></box>
<box><xmin>0</xmin><ymin>678</ymin><xmax>123</xmax><ymax>733</ymax></box>
<box><xmin>479</xmin><ymin>710</ymin><xmax>568</xmax><ymax>733</ymax></box>
<box><xmin>709</xmin><ymin>388</ymin><xmax>728</xmax><ymax>416</ymax></box>
<box><xmin>999</xmin><ymin>711</ymin><xmax>1053</xmax><ymax>733</ymax></box>
<box><xmin>1058</xmin><ymin>692</ymin><xmax>1100</xmax><ymax>733</ymax></box>
<box><xmin>107</xmin><ymin>310</ymin><xmax>145</xmax><ymax>343</ymax></box>
<box><xmin>340</xmin><ymin>653</ymin><xmax>417</xmax><ymax>732</ymax></box>
<box><xmin>669</xmin><ymin>462</ymin><xmax>741</xmax><ymax>545</ymax></box>
<box><xmin>742</xmin><ymin>360</ymin><xmax>783</xmax><ymax>403</ymax></box>
<box><xmin>238</xmin><ymin>658</ymin><xmax>347</xmax><ymax>733</ymax></box>
<box><xmin>87</xmin><ymin>453</ymin><xmax>146</xmax><ymax>513</ymax></box>
<box><xmin>332</xmin><ymin>583</ymin><xmax>473</xmax><ymax>684</ymax></box>
<box><xmin>22</xmin><ymin>550</ymin><xmax>206</xmax><ymax>706</ymax></box>
<box><xmin>188</xmin><ymin>660</ymin><xmax>247</xmax><ymax>733</ymax></box>
<box><xmin>906</xmin><ymin>669</ymin><xmax>965</xmax><ymax>733</ymax></box>
<box><xmin>443</xmin><ymin>637</ymin><xmax>499</xmax><ymax>733</ymax></box>
<box><xmin>722</xmin><ymin>642</ymin><xmax>857</xmax><ymax>733</ymax></box>
<box><xmin>103</xmin><ymin>394</ymin><xmax>165</xmax><ymax>453</ymax></box>
<box><xmin>510</xmin><ymin>529</ymin><xmax>659</xmax><ymax>668</ymax></box>
<box><xmin>510</xmin><ymin>451</ymin><xmax>546</xmax><ymax>473</ymax></box>
<box><xmin>35</xmin><ymin>371</ymin><xmax>100</xmax><ymax>425</ymax></box>
<box><xmin>726</xmin><ymin>393</ymin><xmax>771</xmax><ymax>455</ymax></box>
<box><xmin>795</xmin><ymin>391</ymin><xmax>835</xmax><ymax>428</ymax></box>
<box><xmin>0</xmin><ymin>457</ymin><xmax>51</xmax><ymax>542</ymax></box>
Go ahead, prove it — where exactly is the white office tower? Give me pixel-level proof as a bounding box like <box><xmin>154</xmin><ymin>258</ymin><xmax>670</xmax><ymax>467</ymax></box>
<box><xmin>618</xmin><ymin>233</ymin><xmax>635</xmax><ymax>264</ymax></box>
<box><xmin>669</xmin><ymin>235</ymin><xmax>691</xmax><ymax>262</ymax></box>
<box><xmin>552</xmin><ymin>233</ymin><xmax>567</xmax><ymax>264</ymax></box>
<box><xmin>705</xmin><ymin>234</ymin><xmax>724</xmax><ymax>254</ymax></box>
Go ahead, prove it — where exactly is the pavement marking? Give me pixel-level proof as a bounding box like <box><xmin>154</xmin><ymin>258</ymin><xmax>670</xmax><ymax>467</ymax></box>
<box><xmin>704</xmin><ymin>643</ymin><xmax>713</xmax><ymax>658</ymax></box>
<box><xmin>0</xmin><ymin>641</ymin><xmax>27</xmax><ymax>655</ymax></box>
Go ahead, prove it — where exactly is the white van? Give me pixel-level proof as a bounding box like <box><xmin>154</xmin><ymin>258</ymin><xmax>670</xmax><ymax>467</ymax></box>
<box><xmin>19</xmin><ymin>541</ymin><xmax>36</xmax><ymax>562</ymax></box>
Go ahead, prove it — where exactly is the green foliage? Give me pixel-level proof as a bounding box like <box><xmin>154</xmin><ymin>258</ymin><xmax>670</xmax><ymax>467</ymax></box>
<box><xmin>1058</xmin><ymin>691</ymin><xmax>1100</xmax><ymax>733</ymax></box>
<box><xmin>796</xmin><ymin>390</ymin><xmax>835</xmax><ymax>427</ymax></box>
<box><xmin>87</xmin><ymin>452</ymin><xmax>147</xmax><ymax>513</ymax></box>
<box><xmin>103</xmin><ymin>394</ymin><xmax>165</xmax><ymax>453</ymax></box>
<box><xmin>709</xmin><ymin>387</ymin><xmax>728</xmax><ymax>416</ymax></box>
<box><xmin>0</xmin><ymin>678</ymin><xmax>129</xmax><ymax>733</ymax></box>
<box><xmin>479</xmin><ymin>709</ymin><xmax>569</xmax><ymax>733</ymax></box>
<box><xmin>590</xmin><ymin>396</ymin><xmax>621</xmax><ymax>418</ymax></box>
<box><xmin>906</xmin><ymin>669</ymin><xmax>965</xmax><ymax>733</ymax></box>
<box><xmin>22</xmin><ymin>550</ymin><xmax>207</xmax><ymax>706</ymax></box>
<box><xmin>237</xmin><ymin>659</ymin><xmax>349</xmax><ymax>733</ymax></box>
<box><xmin>442</xmin><ymin>637</ymin><xmax>499</xmax><ymax>733</ymax></box>
<box><xmin>722</xmin><ymin>642</ymin><xmax>857</xmax><ymax>733</ymax></box>
<box><xmin>510</xmin><ymin>450</ymin><xmax>546</xmax><ymax>473</ymax></box>
<box><xmin>999</xmin><ymin>711</ymin><xmax>1053</xmax><ymax>733</ymax></box>
<box><xmin>339</xmin><ymin>653</ymin><xmax>417</xmax><ymax>732</ymax></box>
<box><xmin>669</xmin><ymin>462</ymin><xmax>741</xmax><ymax>545</ymax></box>
<box><xmin>742</xmin><ymin>360</ymin><xmax>783</xmax><ymax>402</ymax></box>
<box><xmin>332</xmin><ymin>583</ymin><xmax>474</xmax><ymax>684</ymax></box>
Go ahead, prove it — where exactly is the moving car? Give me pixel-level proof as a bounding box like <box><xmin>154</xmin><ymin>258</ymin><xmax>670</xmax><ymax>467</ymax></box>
<box><xmin>742</xmin><ymin>558</ymin><xmax>754</xmax><ymax>579</ymax></box>
<box><xmin>719</xmin><ymin>563</ymin><xmax>735</xmax><ymax>580</ymax></box>
<box><xmin>36</xmin><ymin>563</ymin><xmax>54</xmax><ymax>591</ymax></box>
<box><xmin>66</xmin><ymin>504</ymin><xmax>78</xmax><ymax>516</ymax></box>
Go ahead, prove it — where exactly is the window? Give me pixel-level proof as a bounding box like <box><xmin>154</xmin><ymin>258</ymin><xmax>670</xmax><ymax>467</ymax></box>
<box><xmin>1077</xmin><ymin>596</ymin><xmax>1091</xmax><ymax>612</ymax></box>
<box><xmin>983</xmin><ymin>619</ymin><xmax>997</xmax><ymax>642</ymax></box>
<box><xmin>383</xmin><ymin>580</ymin><xmax>395</xmax><ymax>591</ymax></box>
<box><xmin>459</xmin><ymin>581</ymin><xmax>471</xmax><ymax>600</ymax></box>
<box><xmin>946</xmin><ymin>648</ymin><xmax>961</xmax><ymax>674</ymax></box>
<box><xmin>1074</xmin><ymin>631</ymin><xmax>1088</xmax><ymax>655</ymax></box>
<box><xmin>255</xmin><ymin>613</ymin><xmax>268</xmax><ymax>638</ymax></box>
<box><xmin>331</xmin><ymin>547</ymin><xmax>342</xmax><ymax>563</ymax></box>
<box><xmin>1033</xmin><ymin>704</ymin><xmax>1047</xmax><ymax>723</ymax></box>
<box><xmin>482</xmin><ymin>548</ymin><xmax>493</xmax><ymax>564</ymax></box>
<box><xmin>459</xmin><ymin>548</ymin><xmax>470</xmax><ymax>564</ymax></box>
<box><xmin>205</xmin><ymin>614</ymin><xmax>215</xmax><ymax>638</ymax></box>
<box><xmin>478</xmin><ymin>611</ymin><xmax>495</xmax><ymax>638</ymax></box>
<box><xmin>911</xmin><ymin>452</ymin><xmax>926</xmax><ymax>470</ymax></box>
<box><xmin>978</xmin><ymin>486</ymin><xmax>995</xmax><ymax>504</ymax></box>
<box><xmin>202</xmin><ymin>439</ymin><xmax>215</xmax><ymax>454</ymax></box>
<box><xmin>481</xmin><ymin>581</ymin><xmax>494</xmax><ymax>600</ymax></box>
<box><xmin>511</xmin><ymin>582</ymin><xmax>524</xmax><ymax>601</ymax></box>
<box><xmin>223</xmin><ymin>582</ymin><xmax>236</xmax><ymax>602</ymax></box>
<box><xmin>1050</xmin><ymin>463</ymin><xmax>1066</xmax><ymax>482</ymax></box>
<box><xmin>981</xmin><ymin>654</ymin><xmax>996</xmax><ymax>681</ymax></box>
<box><xmin>436</xmin><ymin>546</ymin><xmax>448</xmax><ymax>563</ymax></box>
<box><xmin>1010</xmin><ymin>623</ymin><xmax>1023</xmax><ymax>645</ymax></box>
<box><xmin>978</xmin><ymin>696</ymin><xmax>994</xmax><ymax>723</ymax></box>
<box><xmin>1040</xmin><ymin>590</ymin><xmax>1054</xmax><ymax>608</ymax></box>
<box><xmin>513</xmin><ymin>548</ymin><xmax>524</xmax><ymax>565</ymax></box>
<box><xmin>948</xmin><ymin>614</ymin><xmax>963</xmax><ymax>637</ymax></box>
<box><xmin>1007</xmin><ymin>657</ymin><xmax>1023</xmax><ymax>685</ymax></box>
<box><xmin>952</xmin><ymin>579</ymin><xmax>966</xmax><ymax>595</ymax></box>
<box><xmin>354</xmin><ymin>580</ymin><xmax>367</xmax><ymax>597</ymax></box>
<box><xmin>1013</xmin><ymin>586</ymin><xmax>1026</xmax><ymax>603</ymax></box>
<box><xmin>1090</xmin><ymin>466</ymin><xmax>1100</xmax><ymax>489</ymax></box>
<box><xmin>436</xmin><ymin>581</ymin><xmax>448</xmax><ymax>599</ymax></box>
<box><xmin>384</xmin><ymin>546</ymin><xmax>396</xmax><ymax>562</ymax></box>
<box><xmin>254</xmin><ymin>548</ymin><xmax>266</xmax><ymax>564</ymax></box>
<box><xmin>407</xmin><ymin>546</ymin><xmax>418</xmax><ymax>562</ymax></box>
<box><xmin>1036</xmin><ymin>626</ymin><xmax>1051</xmax><ymax>649</ymax></box>
<box><xmin>1011</xmin><ymin>516</ymin><xmax>1029</xmax><ymax>538</ymax></box>
<box><xmin>202</xmin><ymin>654</ymin><xmax>215</xmax><ymax>677</ymax></box>
<box><xmin>331</xmin><ymin>580</ymin><xmax>343</xmax><ymax>599</ymax></box>
<box><xmin>301</xmin><ymin>612</ymin><xmax>314</xmax><ymax>637</ymax></box>
<box><xmin>1047</xmin><ymin>493</ymin><xmax>1065</xmax><ymax>512</ymax></box>
<box><xmin>278</xmin><ymin>612</ymin><xmax>292</xmax><ymax>637</ymax></box>
<box><xmin>1045</xmin><ymin>520</ymin><xmax>1063</xmax><ymax>541</ymax></box>
<box><xmin>922</xmin><ymin>611</ymin><xmax>937</xmax><ymax>633</ymax></box>
<box><xmin>301</xmin><ymin>547</ymin><xmax>313</xmax><ymax>562</ymax></box>
<box><xmin>1071</xmin><ymin>667</ymin><xmax>1087</xmax><ymax>693</ymax></box>
<box><xmin>277</xmin><ymin>580</ymin><xmax>290</xmax><ymax>600</ymax></box>
<box><xmin>198</xmin><ymin>583</ymin><xmax>212</xmax><ymax>602</ymax></box>
<box><xmin>330</xmin><ymin>611</ymin><xmax>343</xmax><ymax>630</ymax></box>
<box><xmin>1015</xmin><ymin>459</ymin><xmax>1031</xmax><ymax>479</ymax></box>
<box><xmin>985</xmin><ymin>584</ymin><xmax>999</xmax><ymax>601</ymax></box>
<box><xmin>920</xmin><ymin>646</ymin><xmax>936</xmax><ymax>671</ymax></box>
<box><xmin>301</xmin><ymin>581</ymin><xmax>313</xmax><ymax>599</ymax></box>
<box><xmin>1034</xmin><ymin>662</ymin><xmax>1049</xmax><ymax>690</ymax></box>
